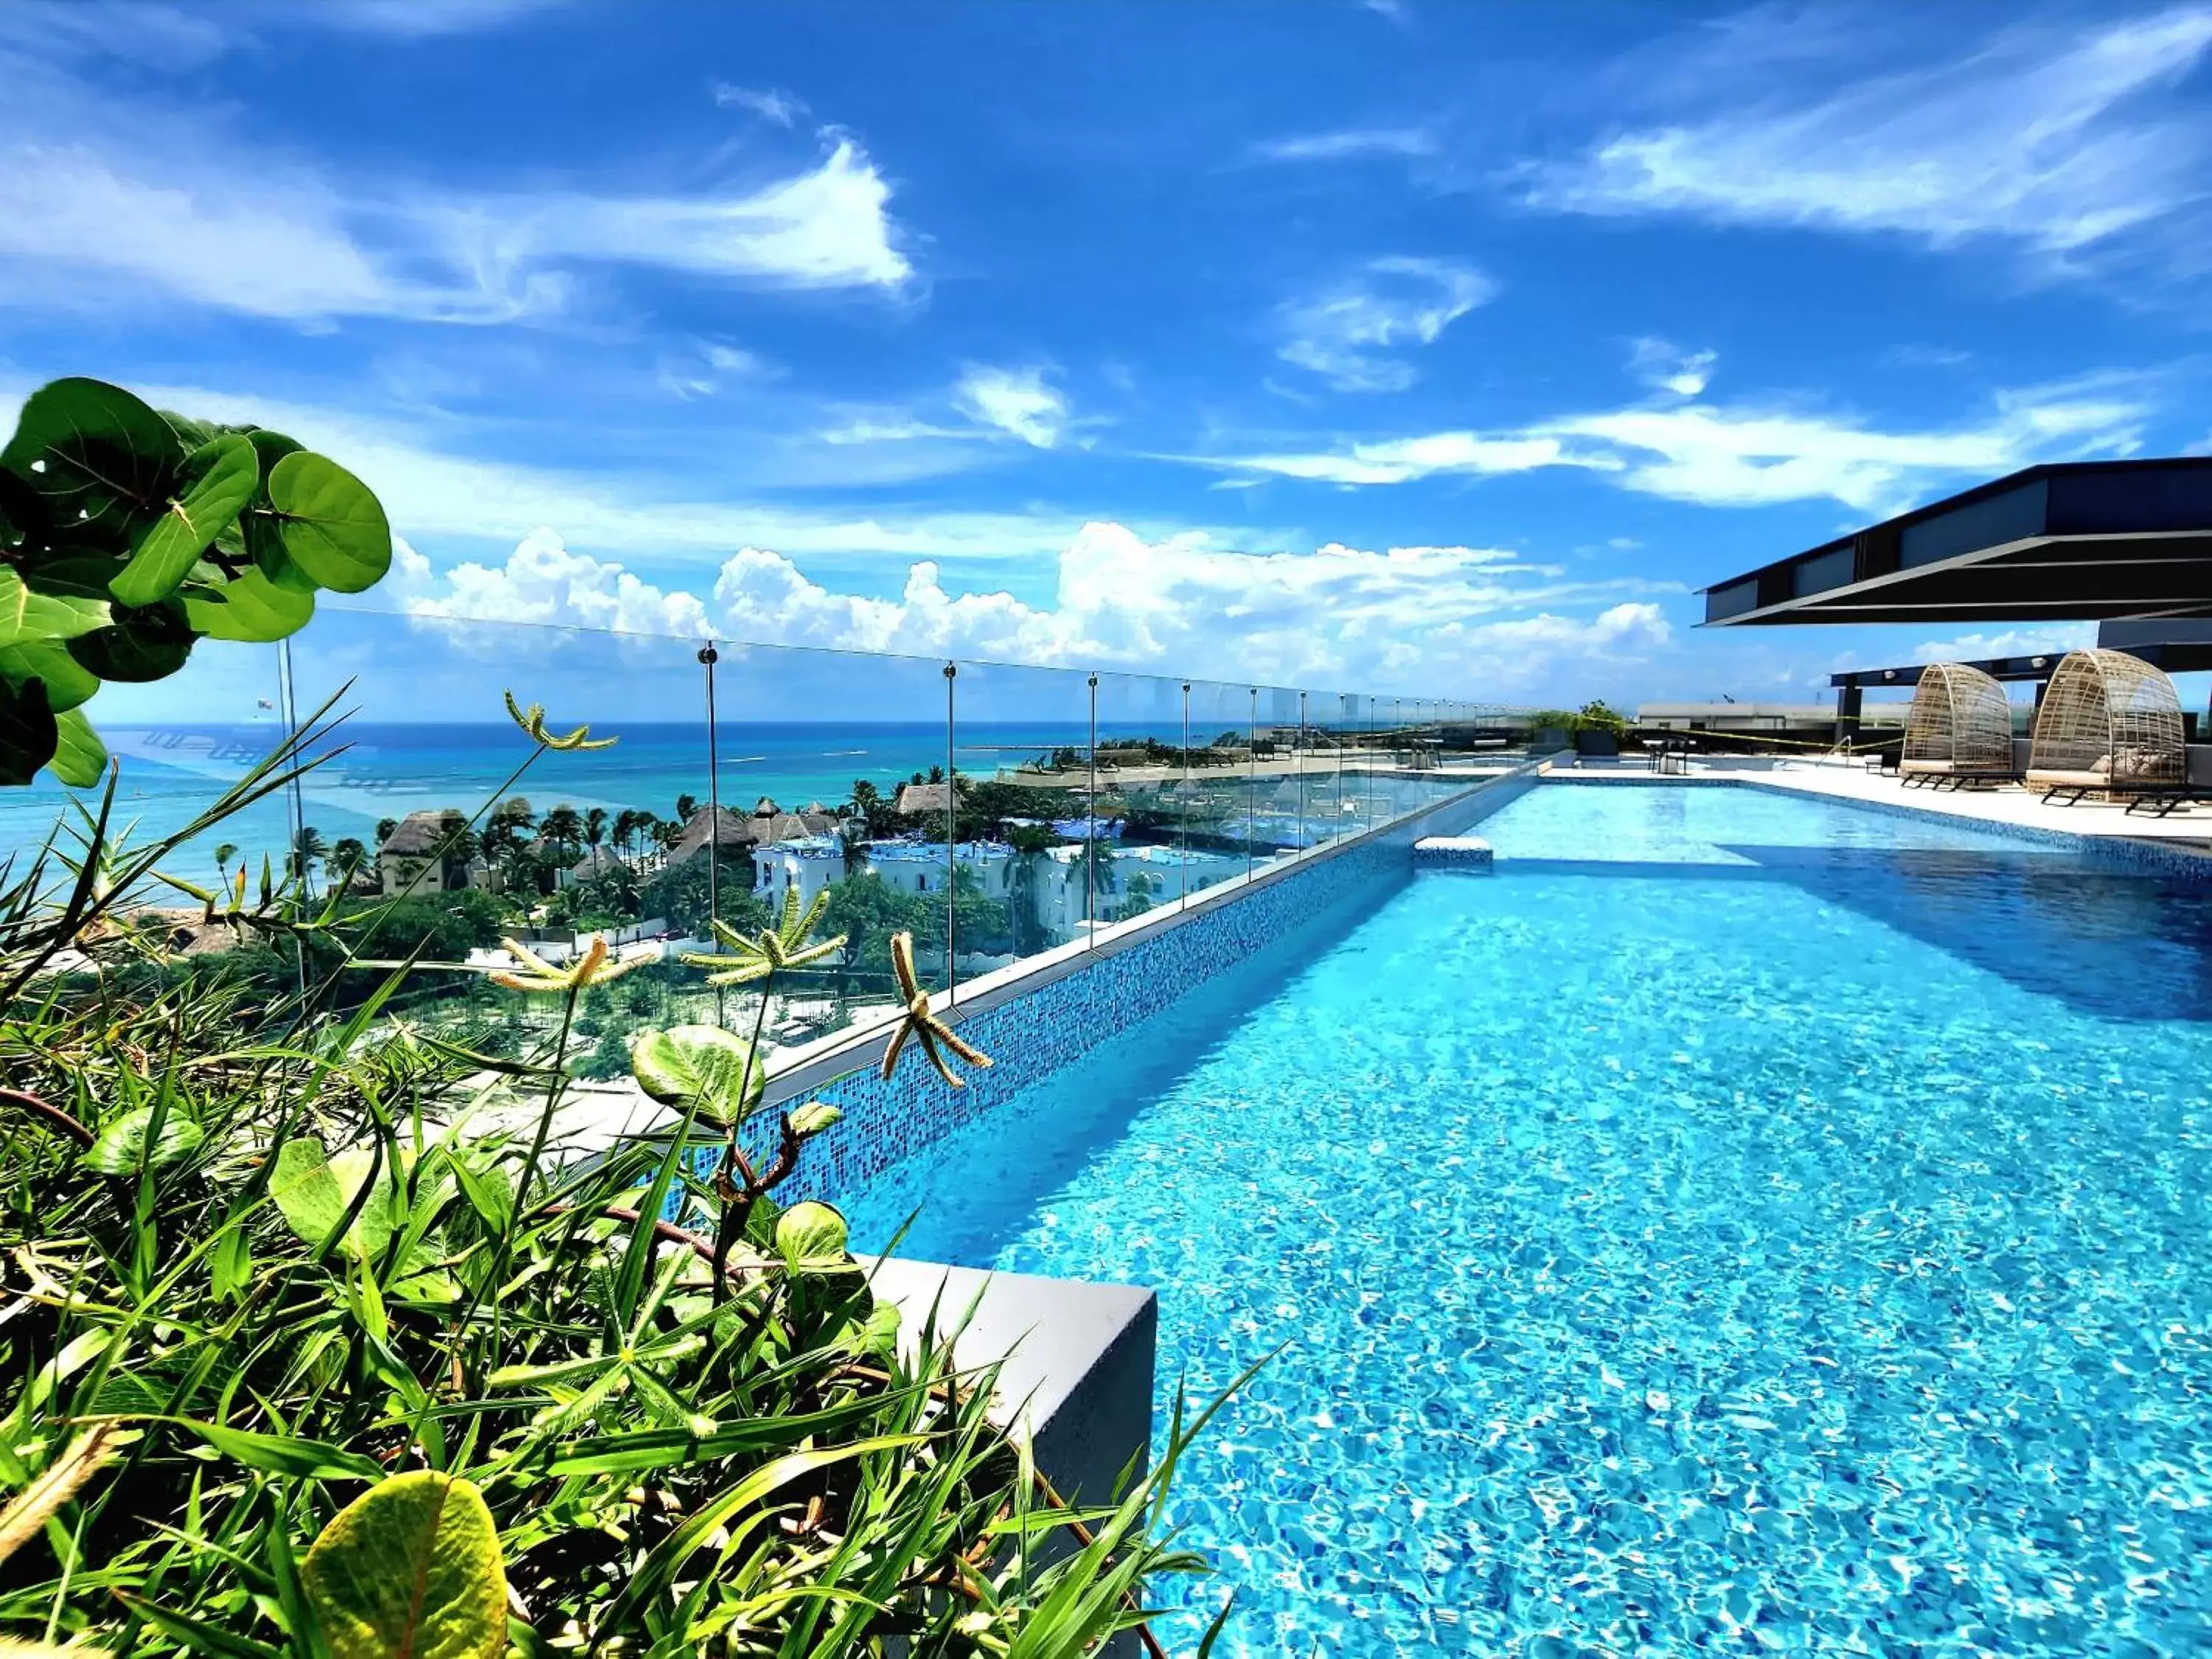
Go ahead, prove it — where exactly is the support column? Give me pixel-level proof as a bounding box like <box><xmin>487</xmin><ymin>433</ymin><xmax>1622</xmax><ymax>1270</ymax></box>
<box><xmin>1834</xmin><ymin>684</ymin><xmax>1863</xmax><ymax>747</ymax></box>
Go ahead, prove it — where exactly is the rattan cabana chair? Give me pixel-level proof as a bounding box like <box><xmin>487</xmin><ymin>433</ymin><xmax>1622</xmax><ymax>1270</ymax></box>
<box><xmin>1899</xmin><ymin>662</ymin><xmax>2016</xmax><ymax>788</ymax></box>
<box><xmin>2025</xmin><ymin>649</ymin><xmax>2196</xmax><ymax>812</ymax></box>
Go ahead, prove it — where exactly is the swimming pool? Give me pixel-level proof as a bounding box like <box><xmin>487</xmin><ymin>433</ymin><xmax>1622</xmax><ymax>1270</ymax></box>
<box><xmin>844</xmin><ymin>782</ymin><xmax>2212</xmax><ymax>1655</ymax></box>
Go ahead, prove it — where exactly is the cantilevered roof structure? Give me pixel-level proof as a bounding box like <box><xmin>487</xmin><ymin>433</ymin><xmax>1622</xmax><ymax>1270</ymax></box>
<box><xmin>1701</xmin><ymin>459</ymin><xmax>2212</xmax><ymax>627</ymax></box>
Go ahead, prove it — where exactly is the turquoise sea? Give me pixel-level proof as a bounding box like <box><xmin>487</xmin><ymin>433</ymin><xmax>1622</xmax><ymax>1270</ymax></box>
<box><xmin>0</xmin><ymin>718</ymin><xmax>1162</xmax><ymax>869</ymax></box>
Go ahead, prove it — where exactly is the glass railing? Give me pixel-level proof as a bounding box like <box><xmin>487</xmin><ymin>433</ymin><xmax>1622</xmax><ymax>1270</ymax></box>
<box><xmin>3</xmin><ymin>607</ymin><xmax>1535</xmax><ymax>1071</ymax></box>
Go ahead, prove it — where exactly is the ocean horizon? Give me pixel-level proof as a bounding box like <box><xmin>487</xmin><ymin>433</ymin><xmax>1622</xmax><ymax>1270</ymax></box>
<box><xmin>1</xmin><ymin>718</ymin><xmax>1194</xmax><ymax>870</ymax></box>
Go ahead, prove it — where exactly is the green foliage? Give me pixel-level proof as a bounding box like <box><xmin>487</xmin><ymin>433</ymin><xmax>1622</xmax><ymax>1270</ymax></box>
<box><xmin>302</xmin><ymin>1472</ymin><xmax>507</xmax><ymax>1659</ymax></box>
<box><xmin>639</xmin><ymin>852</ymin><xmax>765</xmax><ymax>937</ymax></box>
<box><xmin>0</xmin><ymin>709</ymin><xmax>1228</xmax><ymax>1654</ymax></box>
<box><xmin>0</xmin><ymin>377</ymin><xmax>393</xmax><ymax>785</ymax></box>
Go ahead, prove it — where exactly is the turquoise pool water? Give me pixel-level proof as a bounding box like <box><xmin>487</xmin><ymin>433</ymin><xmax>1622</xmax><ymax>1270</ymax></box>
<box><xmin>844</xmin><ymin>782</ymin><xmax>2212</xmax><ymax>1655</ymax></box>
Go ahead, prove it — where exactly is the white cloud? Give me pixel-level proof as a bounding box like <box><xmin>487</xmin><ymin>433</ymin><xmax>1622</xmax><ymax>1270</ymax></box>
<box><xmin>656</xmin><ymin>339</ymin><xmax>776</xmax><ymax>399</ymax></box>
<box><xmin>1248</xmin><ymin>128</ymin><xmax>1437</xmax><ymax>164</ymax></box>
<box><xmin>1193</xmin><ymin>382</ymin><xmax>2149</xmax><ymax>511</ymax></box>
<box><xmin>1277</xmin><ymin>257</ymin><xmax>1496</xmax><ymax>392</ymax></box>
<box><xmin>1627</xmin><ymin>336</ymin><xmax>1715</xmax><ymax>397</ymax></box>
<box><xmin>386</xmin><ymin>522</ymin><xmax>1678</xmax><ymax>696</ymax></box>
<box><xmin>522</xmin><ymin>140</ymin><xmax>907</xmax><ymax>291</ymax></box>
<box><xmin>1902</xmin><ymin>625</ymin><xmax>2096</xmax><ymax>664</ymax></box>
<box><xmin>953</xmin><ymin>366</ymin><xmax>1070</xmax><ymax>448</ymax></box>
<box><xmin>0</xmin><ymin>29</ymin><xmax>911</xmax><ymax>323</ymax></box>
<box><xmin>1547</xmin><ymin>391</ymin><xmax>2143</xmax><ymax>511</ymax></box>
<box><xmin>393</xmin><ymin>529</ymin><xmax>712</xmax><ymax>637</ymax></box>
<box><xmin>713</xmin><ymin>83</ymin><xmax>807</xmax><ymax>126</ymax></box>
<box><xmin>1214</xmin><ymin>433</ymin><xmax>1602</xmax><ymax>487</ymax></box>
<box><xmin>1530</xmin><ymin>7</ymin><xmax>2212</xmax><ymax>260</ymax></box>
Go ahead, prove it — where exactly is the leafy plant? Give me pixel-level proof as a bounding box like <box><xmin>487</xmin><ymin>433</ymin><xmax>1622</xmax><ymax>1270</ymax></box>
<box><xmin>0</xmin><ymin>377</ymin><xmax>392</xmax><ymax>786</ymax></box>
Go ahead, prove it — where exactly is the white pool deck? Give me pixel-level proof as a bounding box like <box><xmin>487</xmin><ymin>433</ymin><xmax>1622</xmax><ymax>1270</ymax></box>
<box><xmin>1549</xmin><ymin>757</ymin><xmax>2212</xmax><ymax>858</ymax></box>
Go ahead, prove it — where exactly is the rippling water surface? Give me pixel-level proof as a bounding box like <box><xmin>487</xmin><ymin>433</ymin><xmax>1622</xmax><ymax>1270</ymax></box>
<box><xmin>845</xmin><ymin>783</ymin><xmax>2212</xmax><ymax>1656</ymax></box>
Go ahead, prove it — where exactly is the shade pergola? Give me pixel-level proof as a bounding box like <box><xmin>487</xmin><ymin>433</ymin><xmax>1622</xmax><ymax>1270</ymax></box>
<box><xmin>1902</xmin><ymin>663</ymin><xmax>2013</xmax><ymax>777</ymax></box>
<box><xmin>2025</xmin><ymin>649</ymin><xmax>2184</xmax><ymax>790</ymax></box>
<box><xmin>1700</xmin><ymin>459</ymin><xmax>2212</xmax><ymax>627</ymax></box>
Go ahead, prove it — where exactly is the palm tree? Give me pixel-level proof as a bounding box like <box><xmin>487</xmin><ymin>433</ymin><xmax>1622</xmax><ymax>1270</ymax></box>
<box><xmin>675</xmin><ymin>793</ymin><xmax>700</xmax><ymax>825</ymax></box>
<box><xmin>374</xmin><ymin>819</ymin><xmax>397</xmax><ymax>847</ymax></box>
<box><xmin>540</xmin><ymin>804</ymin><xmax>585</xmax><ymax>862</ymax></box>
<box><xmin>585</xmin><ymin>807</ymin><xmax>609</xmax><ymax>853</ymax></box>
<box><xmin>612</xmin><ymin>808</ymin><xmax>640</xmax><ymax>862</ymax></box>
<box><xmin>436</xmin><ymin>811</ymin><xmax>478</xmax><ymax>888</ymax></box>
<box><xmin>332</xmin><ymin>837</ymin><xmax>368</xmax><ymax>889</ymax></box>
<box><xmin>839</xmin><ymin>819</ymin><xmax>872</xmax><ymax>877</ymax></box>
<box><xmin>290</xmin><ymin>826</ymin><xmax>329</xmax><ymax>894</ymax></box>
<box><xmin>214</xmin><ymin>841</ymin><xmax>238</xmax><ymax>883</ymax></box>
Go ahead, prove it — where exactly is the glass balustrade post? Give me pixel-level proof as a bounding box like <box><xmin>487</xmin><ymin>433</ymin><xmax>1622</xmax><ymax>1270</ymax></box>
<box><xmin>944</xmin><ymin>661</ymin><xmax>957</xmax><ymax>997</ymax></box>
<box><xmin>1086</xmin><ymin>672</ymin><xmax>1099</xmax><ymax>947</ymax></box>
<box><xmin>1298</xmin><ymin>689</ymin><xmax>1308</xmax><ymax>858</ymax></box>
<box><xmin>699</xmin><ymin>641</ymin><xmax>724</xmax><ymax>1026</ymax></box>
<box><xmin>1246</xmin><ymin>686</ymin><xmax>1257</xmax><ymax>879</ymax></box>
<box><xmin>1180</xmin><ymin>681</ymin><xmax>1191</xmax><ymax>910</ymax></box>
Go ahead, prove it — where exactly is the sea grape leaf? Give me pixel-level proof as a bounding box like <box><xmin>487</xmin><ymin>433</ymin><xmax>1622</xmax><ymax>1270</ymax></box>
<box><xmin>83</xmin><ymin>1105</ymin><xmax>204</xmax><ymax>1175</ymax></box>
<box><xmin>48</xmin><ymin>709</ymin><xmax>107</xmax><ymax>788</ymax></box>
<box><xmin>184</xmin><ymin>565</ymin><xmax>316</xmax><ymax>642</ymax></box>
<box><xmin>302</xmin><ymin>1471</ymin><xmax>507</xmax><ymax>1659</ymax></box>
<box><xmin>0</xmin><ymin>677</ymin><xmax>58</xmax><ymax>787</ymax></box>
<box><xmin>267</xmin><ymin>452</ymin><xmax>392</xmax><ymax>593</ymax></box>
<box><xmin>13</xmin><ymin>554</ymin><xmax>123</xmax><ymax>602</ymax></box>
<box><xmin>270</xmin><ymin>1137</ymin><xmax>400</xmax><ymax>1265</ymax></box>
<box><xmin>65</xmin><ymin>600</ymin><xmax>195</xmax><ymax>683</ymax></box>
<box><xmin>111</xmin><ymin>434</ymin><xmax>257</xmax><ymax>608</ymax></box>
<box><xmin>0</xmin><ymin>377</ymin><xmax>181</xmax><ymax>535</ymax></box>
<box><xmin>631</xmin><ymin>1024</ymin><xmax>762</xmax><ymax>1122</ymax></box>
<box><xmin>775</xmin><ymin>1200</ymin><xmax>849</xmax><ymax>1268</ymax></box>
<box><xmin>243</xmin><ymin>430</ymin><xmax>316</xmax><ymax>592</ymax></box>
<box><xmin>0</xmin><ymin>639</ymin><xmax>100</xmax><ymax>712</ymax></box>
<box><xmin>0</xmin><ymin>566</ymin><xmax>108</xmax><ymax>649</ymax></box>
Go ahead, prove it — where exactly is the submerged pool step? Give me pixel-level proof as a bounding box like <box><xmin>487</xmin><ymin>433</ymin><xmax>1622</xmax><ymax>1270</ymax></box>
<box><xmin>1412</xmin><ymin>835</ymin><xmax>1495</xmax><ymax>870</ymax></box>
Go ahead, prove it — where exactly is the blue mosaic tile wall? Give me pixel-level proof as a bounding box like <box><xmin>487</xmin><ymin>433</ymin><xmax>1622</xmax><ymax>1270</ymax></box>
<box><xmin>729</xmin><ymin>768</ymin><xmax>1537</xmax><ymax>1208</ymax></box>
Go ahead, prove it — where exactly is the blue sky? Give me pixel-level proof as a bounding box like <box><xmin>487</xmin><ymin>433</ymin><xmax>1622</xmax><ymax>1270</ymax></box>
<box><xmin>5</xmin><ymin>0</ymin><xmax>2212</xmax><ymax>714</ymax></box>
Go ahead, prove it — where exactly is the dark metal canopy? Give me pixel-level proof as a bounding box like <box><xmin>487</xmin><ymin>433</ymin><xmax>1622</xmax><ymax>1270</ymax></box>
<box><xmin>1829</xmin><ymin>622</ymin><xmax>2212</xmax><ymax>692</ymax></box>
<box><xmin>1702</xmin><ymin>458</ymin><xmax>2212</xmax><ymax>627</ymax></box>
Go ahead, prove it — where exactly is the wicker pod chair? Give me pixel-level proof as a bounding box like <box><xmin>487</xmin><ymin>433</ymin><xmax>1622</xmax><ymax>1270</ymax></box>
<box><xmin>1900</xmin><ymin>662</ymin><xmax>2014</xmax><ymax>786</ymax></box>
<box><xmin>2025</xmin><ymin>648</ymin><xmax>2185</xmax><ymax>802</ymax></box>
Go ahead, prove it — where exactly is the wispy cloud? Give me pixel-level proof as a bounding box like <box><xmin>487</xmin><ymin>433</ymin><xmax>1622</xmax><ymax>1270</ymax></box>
<box><xmin>1627</xmin><ymin>336</ymin><xmax>1715</xmax><ymax>397</ymax></box>
<box><xmin>0</xmin><ymin>21</ymin><xmax>911</xmax><ymax>324</ymax></box>
<box><xmin>1248</xmin><ymin>127</ymin><xmax>1437</xmax><ymax>164</ymax></box>
<box><xmin>1188</xmin><ymin>380</ymin><xmax>2150</xmax><ymax>512</ymax></box>
<box><xmin>1277</xmin><ymin>257</ymin><xmax>1495</xmax><ymax>392</ymax></box>
<box><xmin>713</xmin><ymin>83</ymin><xmax>808</xmax><ymax>127</ymax></box>
<box><xmin>953</xmin><ymin>365</ymin><xmax>1070</xmax><ymax>448</ymax></box>
<box><xmin>1528</xmin><ymin>6</ymin><xmax>2212</xmax><ymax>262</ymax></box>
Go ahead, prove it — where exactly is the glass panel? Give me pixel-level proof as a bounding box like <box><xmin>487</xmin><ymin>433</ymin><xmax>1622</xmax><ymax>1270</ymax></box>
<box><xmin>1256</xmin><ymin>684</ymin><xmax>1305</xmax><ymax>868</ymax></box>
<box><xmin>1178</xmin><ymin>677</ymin><xmax>1251</xmax><ymax>885</ymax></box>
<box><xmin>0</xmin><ymin>636</ymin><xmax>293</xmax><ymax>877</ymax></box>
<box><xmin>284</xmin><ymin>608</ymin><xmax>708</xmax><ymax>1076</ymax></box>
<box><xmin>951</xmin><ymin>655</ymin><xmax>1094</xmax><ymax>973</ymax></box>
<box><xmin>1093</xmin><ymin>669</ymin><xmax>1205</xmax><ymax>928</ymax></box>
<box><xmin>713</xmin><ymin>639</ymin><xmax>952</xmax><ymax>1051</ymax></box>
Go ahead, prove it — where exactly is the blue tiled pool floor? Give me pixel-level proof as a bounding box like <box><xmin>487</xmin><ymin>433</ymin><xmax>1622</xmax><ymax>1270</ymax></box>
<box><xmin>844</xmin><ymin>785</ymin><xmax>2212</xmax><ymax>1656</ymax></box>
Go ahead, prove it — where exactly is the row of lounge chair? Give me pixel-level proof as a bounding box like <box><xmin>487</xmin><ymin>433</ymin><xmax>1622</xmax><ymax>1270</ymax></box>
<box><xmin>1895</xmin><ymin>650</ymin><xmax>2212</xmax><ymax>816</ymax></box>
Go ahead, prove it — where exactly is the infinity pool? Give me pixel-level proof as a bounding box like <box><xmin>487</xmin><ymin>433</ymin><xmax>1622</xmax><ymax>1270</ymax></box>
<box><xmin>844</xmin><ymin>782</ymin><xmax>2212</xmax><ymax>1655</ymax></box>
